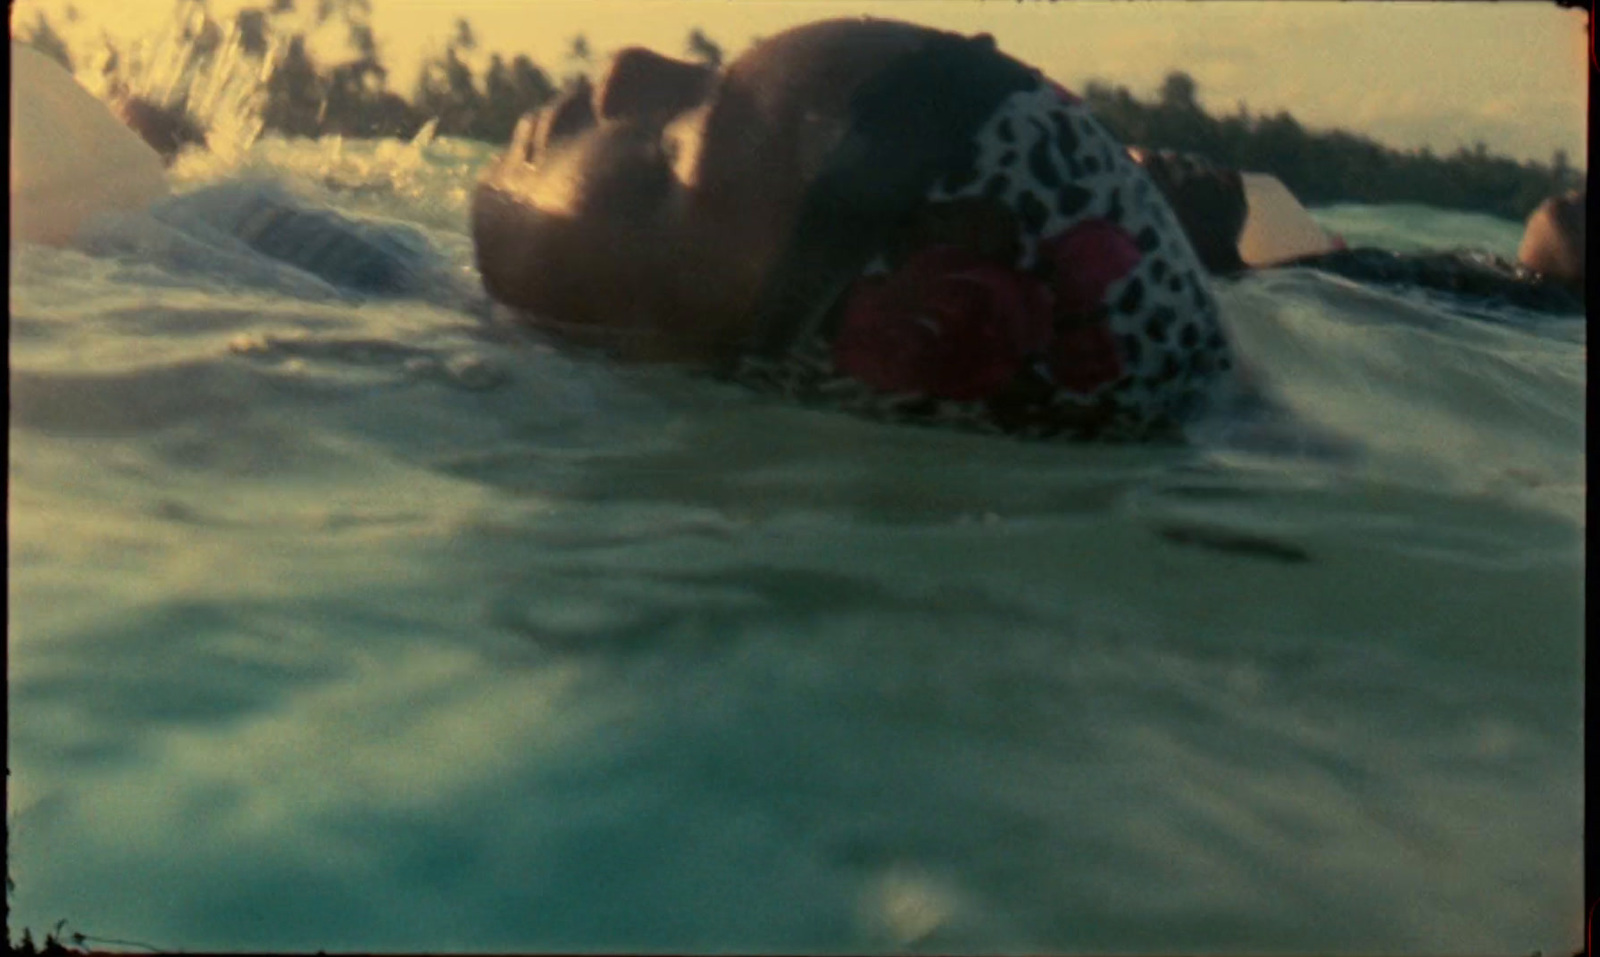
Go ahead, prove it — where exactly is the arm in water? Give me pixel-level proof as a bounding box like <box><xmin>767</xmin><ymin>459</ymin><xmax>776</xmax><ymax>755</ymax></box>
<box><xmin>151</xmin><ymin>181</ymin><xmax>437</xmax><ymax>297</ymax></box>
<box><xmin>12</xmin><ymin>42</ymin><xmax>451</xmax><ymax>302</ymax></box>
<box><xmin>1125</xmin><ymin>145</ymin><xmax>1585</xmax><ymax>314</ymax></box>
<box><xmin>68</xmin><ymin>180</ymin><xmax>454</xmax><ymax>303</ymax></box>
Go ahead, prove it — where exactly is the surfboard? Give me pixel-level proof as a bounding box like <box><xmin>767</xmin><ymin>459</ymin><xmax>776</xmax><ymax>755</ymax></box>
<box><xmin>1237</xmin><ymin>172</ymin><xmax>1341</xmax><ymax>267</ymax></box>
<box><xmin>11</xmin><ymin>42</ymin><xmax>170</xmax><ymax>246</ymax></box>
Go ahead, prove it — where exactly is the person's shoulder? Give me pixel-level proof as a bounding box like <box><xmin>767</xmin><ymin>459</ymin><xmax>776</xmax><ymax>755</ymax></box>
<box><xmin>1517</xmin><ymin>191</ymin><xmax>1585</xmax><ymax>294</ymax></box>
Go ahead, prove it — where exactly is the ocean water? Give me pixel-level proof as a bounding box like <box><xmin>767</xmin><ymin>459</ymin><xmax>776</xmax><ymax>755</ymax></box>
<box><xmin>7</xmin><ymin>135</ymin><xmax>1586</xmax><ymax>954</ymax></box>
<box><xmin>1311</xmin><ymin>201</ymin><xmax>1529</xmax><ymax>262</ymax></box>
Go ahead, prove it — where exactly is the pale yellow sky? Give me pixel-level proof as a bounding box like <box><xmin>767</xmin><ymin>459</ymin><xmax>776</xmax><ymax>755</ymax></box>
<box><xmin>13</xmin><ymin>0</ymin><xmax>1590</xmax><ymax>167</ymax></box>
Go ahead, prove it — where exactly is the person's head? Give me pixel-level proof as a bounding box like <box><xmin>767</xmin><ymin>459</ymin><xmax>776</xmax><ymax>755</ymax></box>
<box><xmin>1517</xmin><ymin>191</ymin><xmax>1585</xmax><ymax>296</ymax></box>
<box><xmin>471</xmin><ymin>18</ymin><xmax>947</xmax><ymax>364</ymax></box>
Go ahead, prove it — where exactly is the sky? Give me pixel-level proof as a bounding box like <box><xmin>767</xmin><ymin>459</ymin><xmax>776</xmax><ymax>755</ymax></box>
<box><xmin>12</xmin><ymin>0</ymin><xmax>1591</xmax><ymax>168</ymax></box>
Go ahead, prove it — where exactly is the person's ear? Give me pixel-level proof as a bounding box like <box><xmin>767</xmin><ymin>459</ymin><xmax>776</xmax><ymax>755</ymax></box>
<box><xmin>596</xmin><ymin>48</ymin><xmax>715</xmax><ymax>121</ymax></box>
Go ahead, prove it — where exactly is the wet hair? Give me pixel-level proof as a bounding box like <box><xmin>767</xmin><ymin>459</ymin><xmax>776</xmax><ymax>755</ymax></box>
<box><xmin>1129</xmin><ymin>148</ymin><xmax>1248</xmax><ymax>276</ymax></box>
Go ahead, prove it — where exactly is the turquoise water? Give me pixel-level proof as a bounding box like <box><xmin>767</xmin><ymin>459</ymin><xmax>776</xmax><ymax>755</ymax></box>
<box><xmin>1311</xmin><ymin>202</ymin><xmax>1529</xmax><ymax>262</ymax></box>
<box><xmin>7</xmin><ymin>136</ymin><xmax>1586</xmax><ymax>953</ymax></box>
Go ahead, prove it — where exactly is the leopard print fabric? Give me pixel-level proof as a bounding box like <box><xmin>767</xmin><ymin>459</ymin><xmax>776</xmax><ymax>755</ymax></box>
<box><xmin>733</xmin><ymin>80</ymin><xmax>1237</xmax><ymax>441</ymax></box>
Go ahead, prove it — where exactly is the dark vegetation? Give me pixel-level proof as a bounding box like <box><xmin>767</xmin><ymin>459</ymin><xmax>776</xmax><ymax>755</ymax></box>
<box><xmin>1083</xmin><ymin>73</ymin><xmax>1583</xmax><ymax>223</ymax></box>
<box><xmin>15</xmin><ymin>3</ymin><xmax>1586</xmax><ymax>222</ymax></box>
<box><xmin>6</xmin><ymin>923</ymin><xmax>87</xmax><ymax>955</ymax></box>
<box><xmin>6</xmin><ymin>820</ymin><xmax>85</xmax><ymax>955</ymax></box>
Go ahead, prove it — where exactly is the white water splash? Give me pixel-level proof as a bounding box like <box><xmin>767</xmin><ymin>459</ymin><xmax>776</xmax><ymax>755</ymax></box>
<box><xmin>75</xmin><ymin>2</ymin><xmax>282</xmax><ymax>176</ymax></box>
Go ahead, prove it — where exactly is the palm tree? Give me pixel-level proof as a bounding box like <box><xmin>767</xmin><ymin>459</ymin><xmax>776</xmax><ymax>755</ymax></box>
<box><xmin>21</xmin><ymin>11</ymin><xmax>75</xmax><ymax>70</ymax></box>
<box><xmin>685</xmin><ymin>28</ymin><xmax>722</xmax><ymax>67</ymax></box>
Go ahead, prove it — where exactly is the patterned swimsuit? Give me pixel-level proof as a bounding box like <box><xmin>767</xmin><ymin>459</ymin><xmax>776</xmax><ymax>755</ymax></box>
<box><xmin>731</xmin><ymin>33</ymin><xmax>1236</xmax><ymax>441</ymax></box>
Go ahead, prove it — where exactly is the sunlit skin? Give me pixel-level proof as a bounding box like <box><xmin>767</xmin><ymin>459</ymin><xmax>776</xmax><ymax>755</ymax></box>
<box><xmin>1516</xmin><ymin>191</ymin><xmax>1586</xmax><ymax>294</ymax></box>
<box><xmin>471</xmin><ymin>18</ymin><xmax>962</xmax><ymax>365</ymax></box>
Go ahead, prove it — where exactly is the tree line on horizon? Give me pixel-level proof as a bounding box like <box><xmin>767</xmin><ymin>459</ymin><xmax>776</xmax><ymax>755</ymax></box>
<box><xmin>19</xmin><ymin>3</ymin><xmax>1583</xmax><ymax>223</ymax></box>
<box><xmin>1083</xmin><ymin>73</ymin><xmax>1583</xmax><ymax>225</ymax></box>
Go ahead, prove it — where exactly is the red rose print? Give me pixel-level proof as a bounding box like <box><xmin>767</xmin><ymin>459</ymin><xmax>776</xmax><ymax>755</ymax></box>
<box><xmin>1035</xmin><ymin>218</ymin><xmax>1139</xmax><ymax>395</ymax></box>
<box><xmin>832</xmin><ymin>245</ymin><xmax>1053</xmax><ymax>401</ymax></box>
<box><xmin>1037</xmin><ymin>218</ymin><xmax>1144</xmax><ymax>317</ymax></box>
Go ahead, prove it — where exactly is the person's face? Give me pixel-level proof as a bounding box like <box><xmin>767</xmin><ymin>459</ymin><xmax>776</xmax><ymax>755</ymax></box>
<box><xmin>471</xmin><ymin>19</ymin><xmax>943</xmax><ymax>364</ymax></box>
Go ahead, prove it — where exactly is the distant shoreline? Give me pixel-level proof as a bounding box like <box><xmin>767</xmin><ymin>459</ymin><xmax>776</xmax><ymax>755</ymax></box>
<box><xmin>17</xmin><ymin>4</ymin><xmax>1584</xmax><ymax>223</ymax></box>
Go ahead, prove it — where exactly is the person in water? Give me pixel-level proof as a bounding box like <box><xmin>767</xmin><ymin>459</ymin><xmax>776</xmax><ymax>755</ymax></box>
<box><xmin>91</xmin><ymin>18</ymin><xmax>1582</xmax><ymax>441</ymax></box>
<box><xmin>1516</xmin><ymin>190</ymin><xmax>1585</xmax><ymax>296</ymax></box>
<box><xmin>472</xmin><ymin>18</ymin><xmax>1241</xmax><ymax>441</ymax></box>
<box><xmin>114</xmin><ymin>76</ymin><xmax>1581</xmax><ymax>320</ymax></box>
<box><xmin>1129</xmin><ymin>146</ymin><xmax>1586</xmax><ymax>313</ymax></box>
